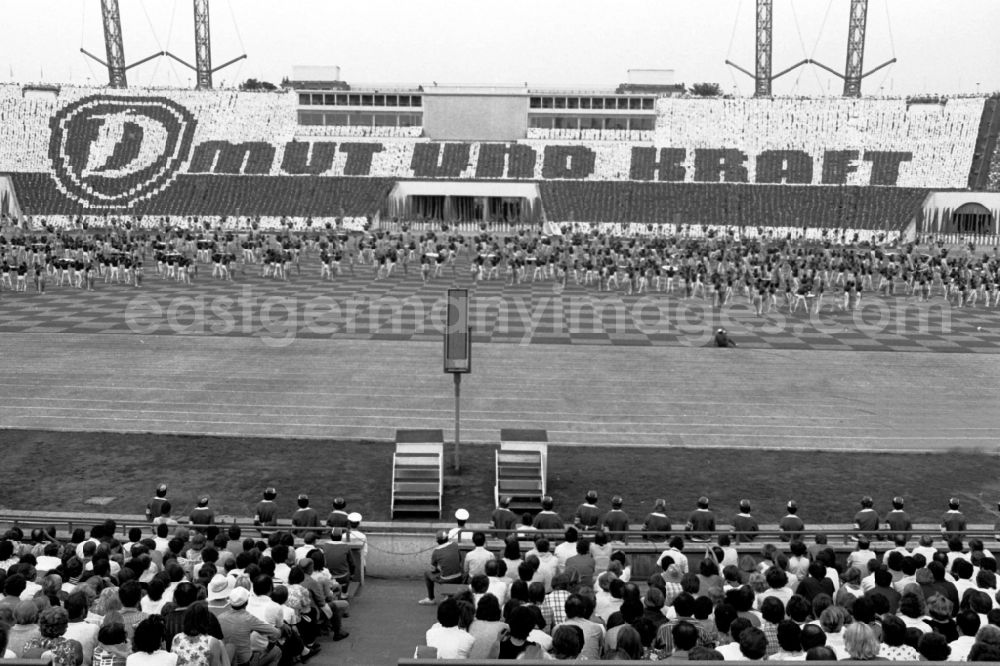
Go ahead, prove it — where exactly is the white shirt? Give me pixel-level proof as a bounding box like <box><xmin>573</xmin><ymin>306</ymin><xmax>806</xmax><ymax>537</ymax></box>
<box><xmin>126</xmin><ymin>650</ymin><xmax>178</xmax><ymax>666</ymax></box>
<box><xmin>464</xmin><ymin>547</ymin><xmax>494</xmax><ymax>579</ymax></box>
<box><xmin>553</xmin><ymin>542</ymin><xmax>577</xmax><ymax>570</ymax></box>
<box><xmin>486</xmin><ymin>578</ymin><xmax>509</xmax><ymax>605</ymax></box>
<box><xmin>950</xmin><ymin>634</ymin><xmax>976</xmax><ymax>662</ymax></box>
<box><xmin>425</xmin><ymin>624</ymin><xmax>475</xmax><ymax>659</ymax></box>
<box><xmin>716</xmin><ymin>641</ymin><xmax>746</xmax><ymax>660</ymax></box>
<box><xmin>64</xmin><ymin>620</ymin><xmax>99</xmax><ymax>666</ymax></box>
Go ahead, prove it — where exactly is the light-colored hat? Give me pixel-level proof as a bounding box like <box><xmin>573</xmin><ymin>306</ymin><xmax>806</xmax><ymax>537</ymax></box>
<box><xmin>455</xmin><ymin>508</ymin><xmax>470</xmax><ymax>521</ymax></box>
<box><xmin>347</xmin><ymin>512</ymin><xmax>362</xmax><ymax>523</ymax></box>
<box><xmin>207</xmin><ymin>575</ymin><xmax>233</xmax><ymax>601</ymax></box>
<box><xmin>228</xmin><ymin>587</ymin><xmax>250</xmax><ymax>607</ymax></box>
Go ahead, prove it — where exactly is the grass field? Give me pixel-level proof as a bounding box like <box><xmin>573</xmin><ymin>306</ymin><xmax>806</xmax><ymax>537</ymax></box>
<box><xmin>4</xmin><ymin>428</ymin><xmax>999</xmax><ymax>527</ymax></box>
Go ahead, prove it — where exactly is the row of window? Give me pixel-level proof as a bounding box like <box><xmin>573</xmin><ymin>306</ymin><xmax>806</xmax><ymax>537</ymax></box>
<box><xmin>298</xmin><ymin>93</ymin><xmax>423</xmax><ymax>107</ymax></box>
<box><xmin>529</xmin><ymin>96</ymin><xmax>655</xmax><ymax>110</ymax></box>
<box><xmin>528</xmin><ymin>115</ymin><xmax>655</xmax><ymax>131</ymax></box>
<box><xmin>297</xmin><ymin>111</ymin><xmax>423</xmax><ymax>127</ymax></box>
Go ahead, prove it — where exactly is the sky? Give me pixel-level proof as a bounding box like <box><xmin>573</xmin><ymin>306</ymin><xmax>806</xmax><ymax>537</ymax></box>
<box><xmin>1</xmin><ymin>0</ymin><xmax>999</xmax><ymax>96</ymax></box>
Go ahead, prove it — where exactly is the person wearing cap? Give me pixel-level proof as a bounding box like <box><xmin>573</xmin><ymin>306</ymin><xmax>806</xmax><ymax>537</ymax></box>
<box><xmin>885</xmin><ymin>496</ymin><xmax>912</xmax><ymax>542</ymax></box>
<box><xmin>217</xmin><ymin>587</ymin><xmax>282</xmax><ymax>666</ymax></box>
<box><xmin>489</xmin><ymin>497</ymin><xmax>518</xmax><ymax>539</ymax></box>
<box><xmin>533</xmin><ymin>497</ymin><xmax>565</xmax><ymax>532</ymax></box>
<box><xmin>601</xmin><ymin>496</ymin><xmax>630</xmax><ymax>541</ymax></box>
<box><xmin>685</xmin><ymin>497</ymin><xmax>715</xmax><ymax>543</ymax></box>
<box><xmin>253</xmin><ymin>488</ymin><xmax>278</xmax><ymax>534</ymax></box>
<box><xmin>714</xmin><ymin>327</ymin><xmax>737</xmax><ymax>347</ymax></box>
<box><xmin>573</xmin><ymin>491</ymin><xmax>601</xmax><ymax>530</ymax></box>
<box><xmin>853</xmin><ymin>496</ymin><xmax>880</xmax><ymax>541</ymax></box>
<box><xmin>189</xmin><ymin>497</ymin><xmax>215</xmax><ymax>533</ymax></box>
<box><xmin>291</xmin><ymin>494</ymin><xmax>319</xmax><ymax>538</ymax></box>
<box><xmin>326</xmin><ymin>498</ymin><xmax>349</xmax><ymax>532</ymax></box>
<box><xmin>641</xmin><ymin>499</ymin><xmax>671</xmax><ymax>543</ymax></box>
<box><xmin>145</xmin><ymin>484</ymin><xmax>168</xmax><ymax>522</ymax></box>
<box><xmin>448</xmin><ymin>509</ymin><xmax>473</xmax><ymax>543</ymax></box>
<box><xmin>346</xmin><ymin>512</ymin><xmax>367</xmax><ymax>574</ymax></box>
<box><xmin>779</xmin><ymin>501</ymin><xmax>805</xmax><ymax>542</ymax></box>
<box><xmin>418</xmin><ymin>531</ymin><xmax>463</xmax><ymax>606</ymax></box>
<box><xmin>941</xmin><ymin>498</ymin><xmax>967</xmax><ymax>539</ymax></box>
<box><xmin>731</xmin><ymin>500</ymin><xmax>759</xmax><ymax>544</ymax></box>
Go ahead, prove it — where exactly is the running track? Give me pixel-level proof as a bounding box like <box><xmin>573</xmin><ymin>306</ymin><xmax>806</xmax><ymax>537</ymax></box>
<box><xmin>1</xmin><ymin>264</ymin><xmax>1000</xmax><ymax>451</ymax></box>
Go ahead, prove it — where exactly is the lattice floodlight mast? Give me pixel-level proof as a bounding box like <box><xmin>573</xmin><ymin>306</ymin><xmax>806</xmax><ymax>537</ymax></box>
<box><xmin>843</xmin><ymin>0</ymin><xmax>868</xmax><ymax>96</ymax></box>
<box><xmin>755</xmin><ymin>0</ymin><xmax>773</xmax><ymax>97</ymax></box>
<box><xmin>100</xmin><ymin>0</ymin><xmax>127</xmax><ymax>88</ymax></box>
<box><xmin>810</xmin><ymin>0</ymin><xmax>897</xmax><ymax>98</ymax></box>
<box><xmin>725</xmin><ymin>0</ymin><xmax>809</xmax><ymax>98</ymax></box>
<box><xmin>81</xmin><ymin>0</ymin><xmax>165</xmax><ymax>88</ymax></box>
<box><xmin>164</xmin><ymin>0</ymin><xmax>246</xmax><ymax>90</ymax></box>
<box><xmin>194</xmin><ymin>0</ymin><xmax>213</xmax><ymax>89</ymax></box>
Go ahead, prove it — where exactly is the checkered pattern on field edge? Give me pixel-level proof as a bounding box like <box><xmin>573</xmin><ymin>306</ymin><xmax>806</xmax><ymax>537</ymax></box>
<box><xmin>0</xmin><ymin>258</ymin><xmax>998</xmax><ymax>353</ymax></box>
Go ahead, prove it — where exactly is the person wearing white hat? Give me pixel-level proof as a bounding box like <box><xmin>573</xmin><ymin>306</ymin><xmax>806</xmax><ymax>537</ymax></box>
<box><xmin>217</xmin><ymin>587</ymin><xmax>282</xmax><ymax>666</ymax></box>
<box><xmin>205</xmin><ymin>574</ymin><xmax>234</xmax><ymax>614</ymax></box>
<box><xmin>346</xmin><ymin>513</ymin><xmax>367</xmax><ymax>574</ymax></box>
<box><xmin>448</xmin><ymin>509</ymin><xmax>473</xmax><ymax>543</ymax></box>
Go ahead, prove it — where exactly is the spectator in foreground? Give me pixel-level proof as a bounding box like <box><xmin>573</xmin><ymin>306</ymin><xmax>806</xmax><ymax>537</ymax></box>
<box><xmin>424</xmin><ymin>597</ymin><xmax>475</xmax><ymax>660</ymax></box>
<box><xmin>124</xmin><ymin>617</ymin><xmax>175</xmax><ymax>666</ymax></box>
<box><xmin>21</xmin><ymin>607</ymin><xmax>84</xmax><ymax>666</ymax></box>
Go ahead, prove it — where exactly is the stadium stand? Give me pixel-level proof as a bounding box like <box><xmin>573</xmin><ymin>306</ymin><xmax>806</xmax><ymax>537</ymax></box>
<box><xmin>538</xmin><ymin>181</ymin><xmax>930</xmax><ymax>229</ymax></box>
<box><xmin>0</xmin><ymin>84</ymin><xmax>996</xmax><ymax>235</ymax></box>
<box><xmin>0</xmin><ymin>489</ymin><xmax>999</xmax><ymax>662</ymax></box>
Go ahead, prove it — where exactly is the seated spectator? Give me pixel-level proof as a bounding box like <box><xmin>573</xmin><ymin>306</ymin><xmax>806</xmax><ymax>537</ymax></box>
<box><xmin>92</xmin><ymin>622</ymin><xmax>130</xmax><ymax>666</ymax></box>
<box><xmin>22</xmin><ymin>606</ymin><xmax>84</xmax><ymax>666</ymax></box>
<box><xmin>769</xmin><ymin>620</ymin><xmax>804</xmax><ymax>660</ymax></box>
<box><xmin>125</xmin><ymin>617</ymin><xmax>175</xmax><ymax>666</ymax></box>
<box><xmin>715</xmin><ymin>617</ymin><xmax>753</xmax><ymax>659</ymax></box>
<box><xmin>844</xmin><ymin>622</ymin><xmax>881</xmax><ymax>661</ymax></box>
<box><xmin>805</xmin><ymin>645</ymin><xmax>837</xmax><ymax>660</ymax></box>
<box><xmin>418</xmin><ymin>531</ymin><xmax>462</xmax><ymax>606</ymax></box>
<box><xmin>553</xmin><ymin>593</ymin><xmax>604</xmax><ymax>660</ymax></box>
<box><xmin>818</xmin><ymin>605</ymin><xmax>850</xmax><ymax>659</ymax></box>
<box><xmin>924</xmin><ymin>593</ymin><xmax>958</xmax><ymax>641</ymax></box>
<box><xmin>917</xmin><ymin>631</ymin><xmax>952</xmax><ymax>661</ymax></box>
<box><xmin>424</xmin><ymin>597</ymin><xmax>475</xmax><ymax>659</ymax></box>
<box><xmin>499</xmin><ymin>605</ymin><xmax>546</xmax><ymax>659</ymax></box>
<box><xmin>563</xmin><ymin>539</ymin><xmax>595</xmax><ymax>584</ymax></box>
<box><xmin>641</xmin><ymin>499</ymin><xmax>671</xmax><ymax>543</ymax></box>
<box><xmin>656</xmin><ymin>620</ymin><xmax>695</xmax><ymax>660</ymax></box>
<box><xmin>950</xmin><ymin>609</ymin><xmax>982</xmax><ymax>661</ymax></box>
<box><xmin>736</xmin><ymin>626</ymin><xmax>768</xmax><ymax>661</ymax></box>
<box><xmin>550</xmin><ymin>624</ymin><xmax>584</xmax><ymax>660</ymax></box>
<box><xmin>7</xmin><ymin>600</ymin><xmax>41</xmax><ymax>657</ymax></box>
<box><xmin>467</xmin><ymin>593</ymin><xmax>505</xmax><ymax>659</ymax></box>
